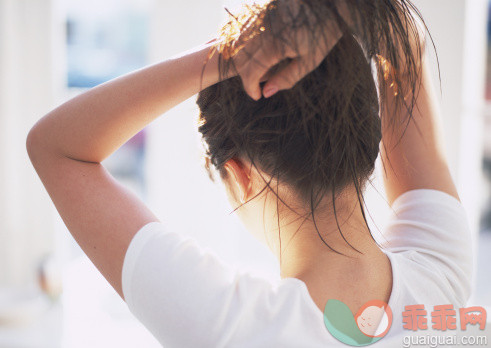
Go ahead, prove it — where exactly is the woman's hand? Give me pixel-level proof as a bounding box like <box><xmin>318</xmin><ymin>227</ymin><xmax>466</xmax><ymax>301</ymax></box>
<box><xmin>217</xmin><ymin>0</ymin><xmax>344</xmax><ymax>101</ymax></box>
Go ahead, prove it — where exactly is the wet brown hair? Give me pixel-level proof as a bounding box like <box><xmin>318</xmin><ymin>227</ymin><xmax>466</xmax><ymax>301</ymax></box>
<box><xmin>196</xmin><ymin>0</ymin><xmax>433</xmax><ymax>255</ymax></box>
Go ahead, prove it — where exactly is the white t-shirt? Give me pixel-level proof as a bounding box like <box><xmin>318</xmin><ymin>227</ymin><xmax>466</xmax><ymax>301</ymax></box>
<box><xmin>122</xmin><ymin>189</ymin><xmax>473</xmax><ymax>347</ymax></box>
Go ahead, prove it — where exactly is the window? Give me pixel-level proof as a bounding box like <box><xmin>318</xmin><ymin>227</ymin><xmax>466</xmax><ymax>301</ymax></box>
<box><xmin>61</xmin><ymin>1</ymin><xmax>159</xmax><ymax>347</ymax></box>
<box><xmin>65</xmin><ymin>0</ymin><xmax>149</xmax><ymax>196</ymax></box>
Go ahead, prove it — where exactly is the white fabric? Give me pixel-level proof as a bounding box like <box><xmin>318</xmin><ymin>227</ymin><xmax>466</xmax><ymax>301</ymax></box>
<box><xmin>122</xmin><ymin>189</ymin><xmax>473</xmax><ymax>347</ymax></box>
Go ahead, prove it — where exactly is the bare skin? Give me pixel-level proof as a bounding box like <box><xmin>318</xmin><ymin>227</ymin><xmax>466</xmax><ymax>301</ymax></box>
<box><xmin>222</xmin><ymin>156</ymin><xmax>393</xmax><ymax>316</ymax></box>
<box><xmin>26</xmin><ymin>2</ymin><xmax>459</xmax><ymax>318</ymax></box>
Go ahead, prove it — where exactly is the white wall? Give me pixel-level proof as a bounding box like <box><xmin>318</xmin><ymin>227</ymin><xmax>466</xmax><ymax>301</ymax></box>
<box><xmin>412</xmin><ymin>0</ymin><xmax>487</xmax><ymax>301</ymax></box>
<box><xmin>412</xmin><ymin>0</ymin><xmax>487</xmax><ymax>236</ymax></box>
<box><xmin>0</xmin><ymin>0</ymin><xmax>64</xmax><ymax>288</ymax></box>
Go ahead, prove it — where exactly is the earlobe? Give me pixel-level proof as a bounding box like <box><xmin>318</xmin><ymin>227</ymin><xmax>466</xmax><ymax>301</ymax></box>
<box><xmin>239</xmin><ymin>189</ymin><xmax>247</xmax><ymax>204</ymax></box>
<box><xmin>224</xmin><ymin>158</ymin><xmax>252</xmax><ymax>205</ymax></box>
<box><xmin>240</xmin><ymin>178</ymin><xmax>253</xmax><ymax>204</ymax></box>
<box><xmin>243</xmin><ymin>179</ymin><xmax>253</xmax><ymax>203</ymax></box>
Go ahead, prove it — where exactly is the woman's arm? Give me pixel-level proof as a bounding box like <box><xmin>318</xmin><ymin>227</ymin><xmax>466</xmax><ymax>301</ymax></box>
<box><xmin>28</xmin><ymin>42</ymin><xmax>220</xmax><ymax>164</ymax></box>
<box><xmin>26</xmin><ymin>42</ymin><xmax>220</xmax><ymax>299</ymax></box>
<box><xmin>379</xmin><ymin>52</ymin><xmax>460</xmax><ymax>206</ymax></box>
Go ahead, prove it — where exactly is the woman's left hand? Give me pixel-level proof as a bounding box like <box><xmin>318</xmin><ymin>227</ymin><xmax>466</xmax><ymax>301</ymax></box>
<box><xmin>217</xmin><ymin>0</ymin><xmax>343</xmax><ymax>101</ymax></box>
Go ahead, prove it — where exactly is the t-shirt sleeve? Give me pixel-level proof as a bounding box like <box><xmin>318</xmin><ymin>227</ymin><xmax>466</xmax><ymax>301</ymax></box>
<box><xmin>380</xmin><ymin>189</ymin><xmax>473</xmax><ymax>305</ymax></box>
<box><xmin>121</xmin><ymin>222</ymin><xmax>327</xmax><ymax>348</ymax></box>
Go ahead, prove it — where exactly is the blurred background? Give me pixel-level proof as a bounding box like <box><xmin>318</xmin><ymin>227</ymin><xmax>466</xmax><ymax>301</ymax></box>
<box><xmin>0</xmin><ymin>0</ymin><xmax>489</xmax><ymax>347</ymax></box>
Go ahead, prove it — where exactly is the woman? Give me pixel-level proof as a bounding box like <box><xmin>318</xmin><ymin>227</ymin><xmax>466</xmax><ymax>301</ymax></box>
<box><xmin>27</xmin><ymin>0</ymin><xmax>472</xmax><ymax>346</ymax></box>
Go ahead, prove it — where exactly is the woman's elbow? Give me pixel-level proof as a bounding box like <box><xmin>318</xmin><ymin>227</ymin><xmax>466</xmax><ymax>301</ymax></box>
<box><xmin>26</xmin><ymin>126</ymin><xmax>39</xmax><ymax>162</ymax></box>
<box><xmin>26</xmin><ymin>123</ymin><xmax>49</xmax><ymax>167</ymax></box>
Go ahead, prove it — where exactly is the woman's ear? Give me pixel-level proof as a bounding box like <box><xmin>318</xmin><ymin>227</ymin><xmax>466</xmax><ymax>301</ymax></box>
<box><xmin>223</xmin><ymin>158</ymin><xmax>252</xmax><ymax>204</ymax></box>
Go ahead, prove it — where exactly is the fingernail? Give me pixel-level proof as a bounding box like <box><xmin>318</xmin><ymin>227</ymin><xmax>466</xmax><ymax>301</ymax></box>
<box><xmin>263</xmin><ymin>86</ymin><xmax>278</xmax><ymax>98</ymax></box>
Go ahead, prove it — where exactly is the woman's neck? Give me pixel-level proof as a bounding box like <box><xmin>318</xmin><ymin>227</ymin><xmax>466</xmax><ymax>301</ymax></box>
<box><xmin>272</xmin><ymin>202</ymin><xmax>392</xmax><ymax>315</ymax></box>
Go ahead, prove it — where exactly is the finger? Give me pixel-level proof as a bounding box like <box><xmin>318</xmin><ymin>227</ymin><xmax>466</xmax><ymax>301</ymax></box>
<box><xmin>259</xmin><ymin>57</ymin><xmax>294</xmax><ymax>83</ymax></box>
<box><xmin>239</xmin><ymin>47</ymin><xmax>285</xmax><ymax>101</ymax></box>
<box><xmin>262</xmin><ymin>55</ymin><xmax>320</xmax><ymax>97</ymax></box>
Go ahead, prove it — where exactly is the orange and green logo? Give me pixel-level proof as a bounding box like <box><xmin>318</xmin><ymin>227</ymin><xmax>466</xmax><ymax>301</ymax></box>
<box><xmin>324</xmin><ymin>299</ymin><xmax>393</xmax><ymax>346</ymax></box>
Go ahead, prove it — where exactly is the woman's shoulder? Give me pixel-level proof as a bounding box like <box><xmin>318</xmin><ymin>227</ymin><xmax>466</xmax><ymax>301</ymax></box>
<box><xmin>379</xmin><ymin>188</ymin><xmax>473</xmax><ymax>306</ymax></box>
<box><xmin>384</xmin><ymin>250</ymin><xmax>470</xmax><ymax>311</ymax></box>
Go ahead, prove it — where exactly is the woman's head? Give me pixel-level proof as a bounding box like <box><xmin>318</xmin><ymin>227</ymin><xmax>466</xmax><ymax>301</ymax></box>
<box><xmin>196</xmin><ymin>0</ymin><xmax>427</xmax><ymax>257</ymax></box>
<box><xmin>197</xmin><ymin>34</ymin><xmax>381</xmax><ymax>253</ymax></box>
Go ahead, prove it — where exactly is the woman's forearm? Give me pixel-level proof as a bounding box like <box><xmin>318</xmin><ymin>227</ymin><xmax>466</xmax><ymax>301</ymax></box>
<box><xmin>28</xmin><ymin>42</ymin><xmax>220</xmax><ymax>164</ymax></box>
